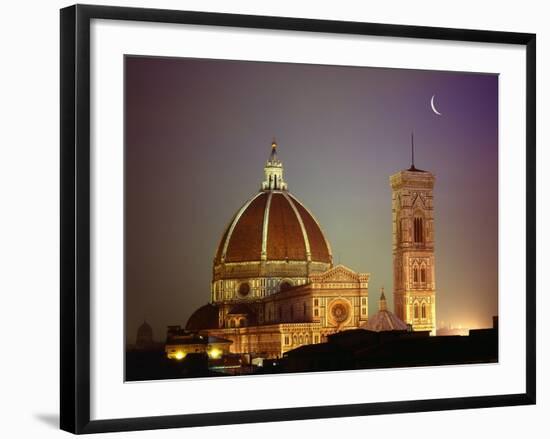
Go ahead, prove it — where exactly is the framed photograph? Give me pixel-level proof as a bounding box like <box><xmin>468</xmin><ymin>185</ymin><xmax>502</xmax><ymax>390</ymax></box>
<box><xmin>60</xmin><ymin>4</ymin><xmax>536</xmax><ymax>434</ymax></box>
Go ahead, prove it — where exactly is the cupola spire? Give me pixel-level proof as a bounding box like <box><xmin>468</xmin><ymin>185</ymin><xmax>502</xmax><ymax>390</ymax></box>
<box><xmin>261</xmin><ymin>138</ymin><xmax>288</xmax><ymax>191</ymax></box>
<box><xmin>270</xmin><ymin>137</ymin><xmax>277</xmax><ymax>158</ymax></box>
<box><xmin>379</xmin><ymin>287</ymin><xmax>387</xmax><ymax>311</ymax></box>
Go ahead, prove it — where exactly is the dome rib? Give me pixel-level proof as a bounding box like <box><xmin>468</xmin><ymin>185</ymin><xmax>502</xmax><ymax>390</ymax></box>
<box><xmin>224</xmin><ymin>193</ymin><xmax>267</xmax><ymax>263</ymax></box>
<box><xmin>220</xmin><ymin>192</ymin><xmax>263</xmax><ymax>263</ymax></box>
<box><xmin>288</xmin><ymin>193</ymin><xmax>332</xmax><ymax>263</ymax></box>
<box><xmin>283</xmin><ymin>191</ymin><xmax>311</xmax><ymax>261</ymax></box>
<box><xmin>260</xmin><ymin>191</ymin><xmax>273</xmax><ymax>260</ymax></box>
<box><xmin>214</xmin><ymin>211</ymin><xmax>236</xmax><ymax>263</ymax></box>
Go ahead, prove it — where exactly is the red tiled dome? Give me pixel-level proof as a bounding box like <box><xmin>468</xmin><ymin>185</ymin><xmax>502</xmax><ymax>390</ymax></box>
<box><xmin>215</xmin><ymin>191</ymin><xmax>332</xmax><ymax>265</ymax></box>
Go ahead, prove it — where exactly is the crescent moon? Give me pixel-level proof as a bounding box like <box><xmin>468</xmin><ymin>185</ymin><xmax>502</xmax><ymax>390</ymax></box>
<box><xmin>430</xmin><ymin>95</ymin><xmax>442</xmax><ymax>116</ymax></box>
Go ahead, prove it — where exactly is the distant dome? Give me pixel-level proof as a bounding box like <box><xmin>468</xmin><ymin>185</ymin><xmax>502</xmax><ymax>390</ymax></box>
<box><xmin>137</xmin><ymin>321</ymin><xmax>152</xmax><ymax>337</ymax></box>
<box><xmin>186</xmin><ymin>304</ymin><xmax>220</xmax><ymax>331</ymax></box>
<box><xmin>136</xmin><ymin>320</ymin><xmax>153</xmax><ymax>347</ymax></box>
<box><xmin>214</xmin><ymin>191</ymin><xmax>332</xmax><ymax>265</ymax></box>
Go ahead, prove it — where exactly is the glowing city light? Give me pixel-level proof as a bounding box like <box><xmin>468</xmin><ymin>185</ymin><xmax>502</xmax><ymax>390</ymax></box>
<box><xmin>208</xmin><ymin>348</ymin><xmax>222</xmax><ymax>359</ymax></box>
<box><xmin>175</xmin><ymin>351</ymin><xmax>185</xmax><ymax>360</ymax></box>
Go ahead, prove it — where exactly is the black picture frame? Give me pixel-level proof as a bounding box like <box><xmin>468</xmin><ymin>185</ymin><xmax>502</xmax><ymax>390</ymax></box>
<box><xmin>60</xmin><ymin>4</ymin><xmax>536</xmax><ymax>434</ymax></box>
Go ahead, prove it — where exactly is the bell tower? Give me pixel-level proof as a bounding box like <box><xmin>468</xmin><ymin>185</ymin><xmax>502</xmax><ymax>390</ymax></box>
<box><xmin>390</xmin><ymin>134</ymin><xmax>436</xmax><ymax>334</ymax></box>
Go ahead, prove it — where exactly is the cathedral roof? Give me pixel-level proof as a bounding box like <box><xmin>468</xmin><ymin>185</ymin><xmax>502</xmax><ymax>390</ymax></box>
<box><xmin>214</xmin><ymin>141</ymin><xmax>332</xmax><ymax>266</ymax></box>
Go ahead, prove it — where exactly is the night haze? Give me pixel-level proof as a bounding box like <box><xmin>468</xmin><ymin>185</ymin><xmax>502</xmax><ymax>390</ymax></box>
<box><xmin>125</xmin><ymin>55</ymin><xmax>498</xmax><ymax>344</ymax></box>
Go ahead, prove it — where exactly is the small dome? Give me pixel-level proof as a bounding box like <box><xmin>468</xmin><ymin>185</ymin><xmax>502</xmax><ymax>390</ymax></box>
<box><xmin>364</xmin><ymin>310</ymin><xmax>408</xmax><ymax>332</ymax></box>
<box><xmin>186</xmin><ymin>304</ymin><xmax>220</xmax><ymax>331</ymax></box>
<box><xmin>364</xmin><ymin>288</ymin><xmax>408</xmax><ymax>332</ymax></box>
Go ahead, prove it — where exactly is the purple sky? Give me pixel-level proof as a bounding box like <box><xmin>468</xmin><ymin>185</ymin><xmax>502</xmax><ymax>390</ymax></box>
<box><xmin>125</xmin><ymin>56</ymin><xmax>498</xmax><ymax>343</ymax></box>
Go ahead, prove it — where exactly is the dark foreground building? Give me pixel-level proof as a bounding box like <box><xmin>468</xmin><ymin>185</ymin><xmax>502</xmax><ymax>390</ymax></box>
<box><xmin>126</xmin><ymin>317</ymin><xmax>497</xmax><ymax>381</ymax></box>
<box><xmin>275</xmin><ymin>319</ymin><xmax>498</xmax><ymax>374</ymax></box>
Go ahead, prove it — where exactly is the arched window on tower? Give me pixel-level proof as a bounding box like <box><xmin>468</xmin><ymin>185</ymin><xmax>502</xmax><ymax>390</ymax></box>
<box><xmin>413</xmin><ymin>266</ymin><xmax>419</xmax><ymax>283</ymax></box>
<box><xmin>414</xmin><ymin>216</ymin><xmax>424</xmax><ymax>244</ymax></box>
<box><xmin>420</xmin><ymin>267</ymin><xmax>426</xmax><ymax>283</ymax></box>
<box><xmin>414</xmin><ymin>303</ymin><xmax>419</xmax><ymax>319</ymax></box>
<box><xmin>421</xmin><ymin>303</ymin><xmax>427</xmax><ymax>319</ymax></box>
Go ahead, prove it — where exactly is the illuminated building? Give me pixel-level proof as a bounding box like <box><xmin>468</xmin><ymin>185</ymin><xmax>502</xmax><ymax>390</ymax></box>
<box><xmin>211</xmin><ymin>139</ymin><xmax>333</xmax><ymax>300</ymax></box>
<box><xmin>164</xmin><ymin>325</ymin><xmax>232</xmax><ymax>360</ymax></box>
<box><xmin>390</xmin><ymin>135</ymin><xmax>437</xmax><ymax>334</ymax></box>
<box><xmin>184</xmin><ymin>140</ymin><xmax>370</xmax><ymax>358</ymax></box>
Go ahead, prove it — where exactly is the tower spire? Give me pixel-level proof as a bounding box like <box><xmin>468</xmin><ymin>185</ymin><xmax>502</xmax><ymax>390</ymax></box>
<box><xmin>407</xmin><ymin>131</ymin><xmax>425</xmax><ymax>172</ymax></box>
<box><xmin>261</xmin><ymin>138</ymin><xmax>287</xmax><ymax>191</ymax></box>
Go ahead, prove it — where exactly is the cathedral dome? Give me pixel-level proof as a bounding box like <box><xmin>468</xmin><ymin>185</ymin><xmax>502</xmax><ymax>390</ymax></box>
<box><xmin>211</xmin><ymin>140</ymin><xmax>333</xmax><ymax>300</ymax></box>
<box><xmin>214</xmin><ymin>191</ymin><xmax>332</xmax><ymax>265</ymax></box>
